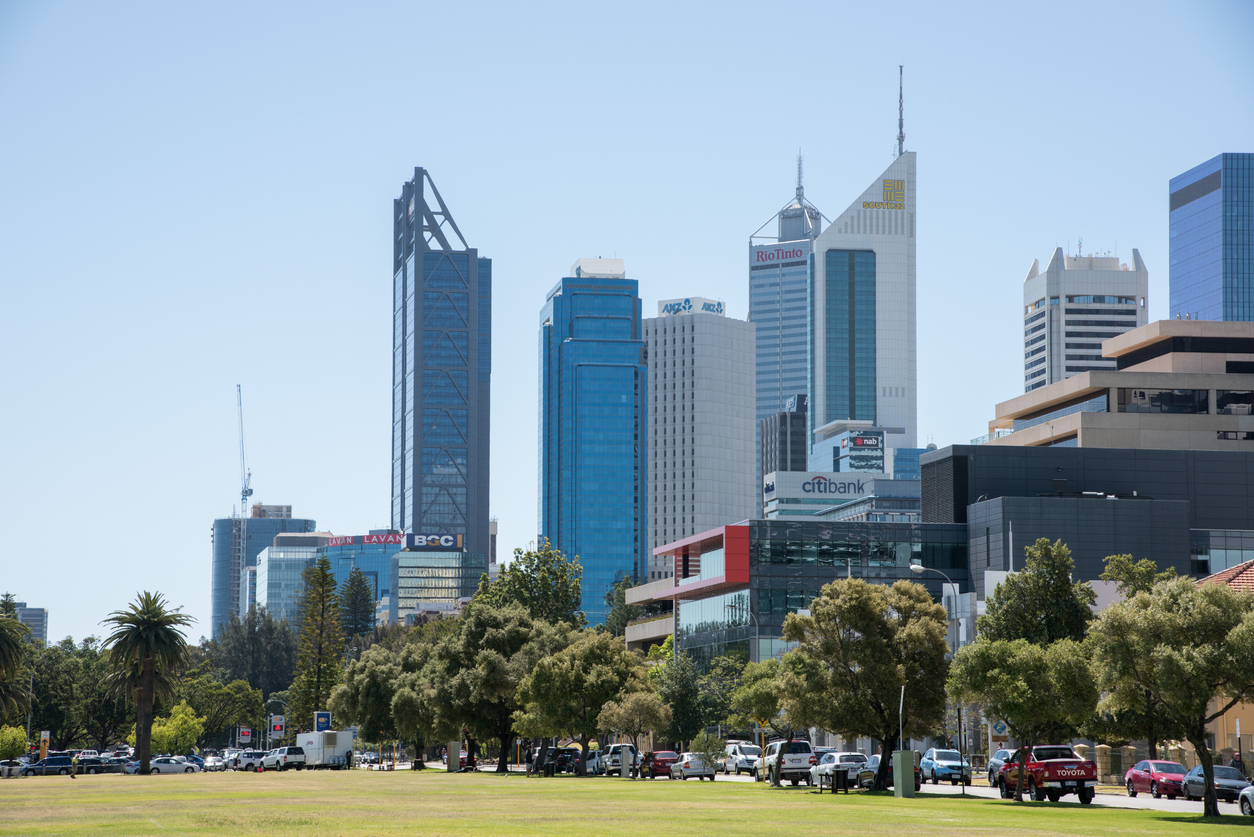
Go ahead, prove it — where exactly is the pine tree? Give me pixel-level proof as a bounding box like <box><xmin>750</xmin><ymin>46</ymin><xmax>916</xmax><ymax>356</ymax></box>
<box><xmin>290</xmin><ymin>558</ymin><xmax>342</xmax><ymax>731</ymax></box>
<box><xmin>339</xmin><ymin>567</ymin><xmax>377</xmax><ymax>644</ymax></box>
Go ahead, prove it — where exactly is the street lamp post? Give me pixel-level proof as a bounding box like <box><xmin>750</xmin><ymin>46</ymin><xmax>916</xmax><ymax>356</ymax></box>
<box><xmin>909</xmin><ymin>562</ymin><xmax>967</xmax><ymax>796</ymax></box>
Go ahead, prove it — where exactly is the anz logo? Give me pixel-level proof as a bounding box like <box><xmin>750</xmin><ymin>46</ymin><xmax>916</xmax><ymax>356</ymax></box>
<box><xmin>700</xmin><ymin>301</ymin><xmax>724</xmax><ymax>314</ymax></box>
<box><xmin>661</xmin><ymin>299</ymin><xmax>694</xmax><ymax>315</ymax></box>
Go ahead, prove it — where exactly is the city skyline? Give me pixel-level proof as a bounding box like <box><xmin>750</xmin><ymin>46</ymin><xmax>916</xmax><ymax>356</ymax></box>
<box><xmin>2</xmin><ymin>2</ymin><xmax>1252</xmax><ymax>642</ymax></box>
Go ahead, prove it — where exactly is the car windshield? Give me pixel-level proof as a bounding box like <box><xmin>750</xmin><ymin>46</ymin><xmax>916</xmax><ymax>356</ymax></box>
<box><xmin>785</xmin><ymin>742</ymin><xmax>811</xmax><ymax>754</ymax></box>
<box><xmin>1152</xmin><ymin>762</ymin><xmax>1186</xmax><ymax>773</ymax></box>
<box><xmin>1033</xmin><ymin>747</ymin><xmax>1076</xmax><ymax>761</ymax></box>
<box><xmin>740</xmin><ymin>746</ymin><xmax>761</xmax><ymax>756</ymax></box>
<box><xmin>840</xmin><ymin>755</ymin><xmax>866</xmax><ymax>763</ymax></box>
<box><xmin>1213</xmin><ymin>767</ymin><xmax>1245</xmax><ymax>780</ymax></box>
<box><xmin>935</xmin><ymin>750</ymin><xmax>961</xmax><ymax>761</ymax></box>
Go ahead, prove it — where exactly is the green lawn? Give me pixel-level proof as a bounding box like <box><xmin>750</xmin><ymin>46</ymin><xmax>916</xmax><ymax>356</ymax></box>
<box><xmin>1</xmin><ymin>770</ymin><xmax>1250</xmax><ymax>836</ymax></box>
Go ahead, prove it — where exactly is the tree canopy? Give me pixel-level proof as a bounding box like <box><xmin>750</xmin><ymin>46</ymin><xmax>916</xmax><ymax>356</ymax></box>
<box><xmin>339</xmin><ymin>568</ymin><xmax>377</xmax><ymax>644</ymax></box>
<box><xmin>598</xmin><ymin>691</ymin><xmax>671</xmax><ymax>777</ymax></box>
<box><xmin>203</xmin><ymin>607</ymin><xmax>297</xmax><ymax>699</ymax></box>
<box><xmin>474</xmin><ymin>539</ymin><xmax>584</xmax><ymax>626</ymax></box>
<box><xmin>601</xmin><ymin>577</ymin><xmax>641</xmax><ymax>638</ymax></box>
<box><xmin>1100</xmin><ymin>552</ymin><xmax>1178</xmax><ymax>598</ymax></box>
<box><xmin>977</xmin><ymin>538</ymin><xmax>1095</xmax><ymax>645</ymax></box>
<box><xmin>653</xmin><ymin>652</ymin><xmax>704</xmax><ymax>745</ymax></box>
<box><xmin>290</xmin><ymin>558</ymin><xmax>343</xmax><ymax>729</ymax></box>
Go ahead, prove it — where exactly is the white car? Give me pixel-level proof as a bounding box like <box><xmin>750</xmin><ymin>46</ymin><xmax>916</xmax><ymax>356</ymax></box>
<box><xmin>202</xmin><ymin>756</ymin><xmax>227</xmax><ymax>772</ymax></box>
<box><xmin>150</xmin><ymin>757</ymin><xmax>199</xmax><ymax>774</ymax></box>
<box><xmin>809</xmin><ymin>751</ymin><xmax>867</xmax><ymax>788</ymax></box>
<box><xmin>604</xmin><ymin>744</ymin><xmax>639</xmax><ymax>777</ymax></box>
<box><xmin>1240</xmin><ymin>783</ymin><xmax>1254</xmax><ymax>817</ymax></box>
<box><xmin>669</xmin><ymin>753</ymin><xmax>716</xmax><ymax>781</ymax></box>
<box><xmin>262</xmin><ymin>746</ymin><xmax>307</xmax><ymax>771</ymax></box>
<box><xmin>758</xmin><ymin>739</ymin><xmax>815</xmax><ymax>785</ymax></box>
<box><xmin>581</xmin><ymin>750</ymin><xmax>604</xmax><ymax>775</ymax></box>
<box><xmin>724</xmin><ymin>741</ymin><xmax>762</xmax><ymax>775</ymax></box>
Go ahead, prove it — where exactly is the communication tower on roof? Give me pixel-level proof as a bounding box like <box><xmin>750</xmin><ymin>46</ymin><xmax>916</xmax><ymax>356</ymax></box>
<box><xmin>751</xmin><ymin>150</ymin><xmax>827</xmax><ymax>243</ymax></box>
<box><xmin>897</xmin><ymin>65</ymin><xmax>905</xmax><ymax>158</ymax></box>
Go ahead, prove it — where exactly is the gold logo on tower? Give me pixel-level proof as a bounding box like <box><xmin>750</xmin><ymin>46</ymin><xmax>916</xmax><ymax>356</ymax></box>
<box><xmin>862</xmin><ymin>179</ymin><xmax>905</xmax><ymax>211</ymax></box>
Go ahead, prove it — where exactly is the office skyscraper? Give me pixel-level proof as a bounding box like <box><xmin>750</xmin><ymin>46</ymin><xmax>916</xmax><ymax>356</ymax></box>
<box><xmin>808</xmin><ymin>152</ymin><xmax>917</xmax><ymax>470</ymax></box>
<box><xmin>391</xmin><ymin>168</ymin><xmax>491</xmax><ymax>558</ymax></box>
<box><xmin>1169</xmin><ymin>153</ymin><xmax>1254</xmax><ymax>322</ymax></box>
<box><xmin>1022</xmin><ymin>248</ymin><xmax>1148</xmax><ymax>392</ymax></box>
<box><xmin>539</xmin><ymin>259</ymin><xmax>647</xmax><ymax>623</ymax></box>
<box><xmin>210</xmin><ymin>504</ymin><xmax>316</xmax><ymax>639</ymax></box>
<box><xmin>644</xmin><ymin>297</ymin><xmax>755</xmax><ymax>580</ymax></box>
<box><xmin>14</xmin><ymin>602</ymin><xmax>48</xmax><ymax>645</ymax></box>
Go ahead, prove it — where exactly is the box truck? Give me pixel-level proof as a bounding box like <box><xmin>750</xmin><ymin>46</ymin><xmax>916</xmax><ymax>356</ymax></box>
<box><xmin>296</xmin><ymin>730</ymin><xmax>354</xmax><ymax>769</ymax></box>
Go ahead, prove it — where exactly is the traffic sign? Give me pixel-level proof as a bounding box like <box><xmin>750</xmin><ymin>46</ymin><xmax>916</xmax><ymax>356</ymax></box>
<box><xmin>271</xmin><ymin>715</ymin><xmax>285</xmax><ymax>735</ymax></box>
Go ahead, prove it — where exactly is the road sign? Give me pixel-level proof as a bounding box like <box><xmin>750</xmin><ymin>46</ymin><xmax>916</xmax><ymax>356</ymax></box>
<box><xmin>271</xmin><ymin>715</ymin><xmax>285</xmax><ymax>735</ymax></box>
<box><xmin>239</xmin><ymin>726</ymin><xmax>251</xmax><ymax>742</ymax></box>
<box><xmin>992</xmin><ymin>720</ymin><xmax>1007</xmax><ymax>735</ymax></box>
<box><xmin>315</xmin><ymin>711</ymin><xmax>331</xmax><ymax>732</ymax></box>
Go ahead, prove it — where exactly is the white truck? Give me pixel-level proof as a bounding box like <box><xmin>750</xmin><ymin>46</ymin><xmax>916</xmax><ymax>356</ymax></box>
<box><xmin>295</xmin><ymin>730</ymin><xmax>354</xmax><ymax>769</ymax></box>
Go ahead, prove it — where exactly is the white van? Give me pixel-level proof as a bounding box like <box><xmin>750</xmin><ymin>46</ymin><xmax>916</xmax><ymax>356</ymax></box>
<box><xmin>724</xmin><ymin>741</ymin><xmax>762</xmax><ymax>775</ymax></box>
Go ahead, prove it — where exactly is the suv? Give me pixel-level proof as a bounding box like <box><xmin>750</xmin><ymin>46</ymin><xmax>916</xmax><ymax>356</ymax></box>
<box><xmin>604</xmin><ymin>744</ymin><xmax>639</xmax><ymax>777</ymax></box>
<box><xmin>262</xmin><ymin>746</ymin><xmax>306</xmax><ymax>771</ymax></box>
<box><xmin>758</xmin><ymin>739</ymin><xmax>816</xmax><ymax>785</ymax></box>
<box><xmin>724</xmin><ymin>741</ymin><xmax>762</xmax><ymax>775</ymax></box>
<box><xmin>22</xmin><ymin>756</ymin><xmax>74</xmax><ymax>776</ymax></box>
<box><xmin>233</xmin><ymin>750</ymin><xmax>268</xmax><ymax>771</ymax></box>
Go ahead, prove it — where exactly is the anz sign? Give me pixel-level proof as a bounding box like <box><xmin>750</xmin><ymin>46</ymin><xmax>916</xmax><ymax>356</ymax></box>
<box><xmin>658</xmin><ymin>296</ymin><xmax>725</xmax><ymax>318</ymax></box>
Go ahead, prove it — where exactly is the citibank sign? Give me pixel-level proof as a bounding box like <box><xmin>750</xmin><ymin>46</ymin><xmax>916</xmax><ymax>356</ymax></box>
<box><xmin>802</xmin><ymin>477</ymin><xmax>868</xmax><ymax>494</ymax></box>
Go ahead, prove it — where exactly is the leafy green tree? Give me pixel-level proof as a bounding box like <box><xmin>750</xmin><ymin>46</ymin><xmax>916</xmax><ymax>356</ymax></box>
<box><xmin>178</xmin><ymin>674</ymin><xmax>262</xmax><ymax>749</ymax></box>
<box><xmin>1101</xmin><ymin>553</ymin><xmax>1178</xmax><ymax>598</ymax></box>
<box><xmin>474</xmin><ymin>539</ymin><xmax>585</xmax><ymax>626</ymax></box>
<box><xmin>339</xmin><ymin>568</ymin><xmax>377</xmax><ymax>644</ymax></box>
<box><xmin>29</xmin><ymin>639</ymin><xmax>84</xmax><ymax>749</ymax></box>
<box><xmin>0</xmin><ymin>610</ymin><xmax>31</xmax><ymax>723</ymax></box>
<box><xmin>727</xmin><ymin>657</ymin><xmax>806</xmax><ymax>786</ymax></box>
<box><xmin>950</xmin><ymin>638</ymin><xmax>1097</xmax><ymax>801</ymax></box>
<box><xmin>391</xmin><ymin>640</ymin><xmax>444</xmax><ymax>767</ymax></box>
<box><xmin>977</xmin><ymin>538</ymin><xmax>1095</xmax><ymax>645</ymax></box>
<box><xmin>598</xmin><ymin>691</ymin><xmax>671</xmax><ymax>779</ymax></box>
<box><xmin>653</xmin><ymin>653</ymin><xmax>704</xmax><ymax>746</ymax></box>
<box><xmin>690</xmin><ymin>731</ymin><xmax>726</xmax><ymax>776</ymax></box>
<box><xmin>103</xmin><ymin>591</ymin><xmax>194</xmax><ymax>774</ymax></box>
<box><xmin>330</xmin><ymin>645</ymin><xmax>400</xmax><ymax>748</ymax></box>
<box><xmin>515</xmin><ymin>630</ymin><xmax>644</xmax><ymax>775</ymax></box>
<box><xmin>0</xmin><ymin>725</ymin><xmax>26</xmax><ymax>762</ymax></box>
<box><xmin>75</xmin><ymin>638</ymin><xmax>132</xmax><ymax>752</ymax></box>
<box><xmin>139</xmin><ymin>701</ymin><xmax>204</xmax><ymax>756</ymax></box>
<box><xmin>203</xmin><ymin>608</ymin><xmax>298</xmax><ymax>699</ymax></box>
<box><xmin>602</xmin><ymin>577</ymin><xmax>641</xmax><ymax>639</ymax></box>
<box><xmin>698</xmin><ymin>655</ymin><xmax>745</xmax><ymax>729</ymax></box>
<box><xmin>645</xmin><ymin>635</ymin><xmax>673</xmax><ymax>663</ymax></box>
<box><xmin>782</xmin><ymin>578</ymin><xmax>950</xmax><ymax>791</ymax></box>
<box><xmin>1090</xmin><ymin>575</ymin><xmax>1254</xmax><ymax>818</ymax></box>
<box><xmin>290</xmin><ymin>558</ymin><xmax>343</xmax><ymax>729</ymax></box>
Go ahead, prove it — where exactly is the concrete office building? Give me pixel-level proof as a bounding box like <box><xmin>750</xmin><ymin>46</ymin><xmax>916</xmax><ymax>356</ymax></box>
<box><xmin>539</xmin><ymin>259</ymin><xmax>647</xmax><ymax>623</ymax></box>
<box><xmin>1022</xmin><ymin>248</ymin><xmax>1149</xmax><ymax>392</ymax></box>
<box><xmin>808</xmin><ymin>152</ymin><xmax>917</xmax><ymax>473</ymax></box>
<box><xmin>645</xmin><ymin>297</ymin><xmax>755</xmax><ymax>581</ymax></box>
<box><xmin>1169</xmin><ymin>153</ymin><xmax>1254</xmax><ymax>322</ymax></box>
<box><xmin>254</xmin><ymin>532</ymin><xmax>334</xmax><ymax>626</ymax></box>
<box><xmin>14</xmin><ymin>602</ymin><xmax>48</xmax><ymax>645</ymax></box>
<box><xmin>210</xmin><ymin>504</ymin><xmax>316</xmax><ymax>639</ymax></box>
<box><xmin>391</xmin><ymin>168</ymin><xmax>491</xmax><ymax>560</ymax></box>
<box><xmin>985</xmin><ymin>320</ymin><xmax>1254</xmax><ymax>450</ymax></box>
<box><xmin>760</xmin><ymin>394</ymin><xmax>808</xmax><ymax>478</ymax></box>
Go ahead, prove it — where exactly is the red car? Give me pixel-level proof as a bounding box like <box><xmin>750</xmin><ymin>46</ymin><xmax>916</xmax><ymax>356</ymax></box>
<box><xmin>644</xmin><ymin>751</ymin><xmax>679</xmax><ymax>779</ymax></box>
<box><xmin>1125</xmin><ymin>759</ymin><xmax>1187</xmax><ymax>800</ymax></box>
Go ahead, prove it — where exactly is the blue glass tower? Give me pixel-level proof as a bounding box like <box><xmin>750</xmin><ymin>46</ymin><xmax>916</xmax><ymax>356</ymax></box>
<box><xmin>210</xmin><ymin>510</ymin><xmax>316</xmax><ymax>639</ymax></box>
<box><xmin>538</xmin><ymin>260</ymin><xmax>647</xmax><ymax>624</ymax></box>
<box><xmin>1170</xmin><ymin>153</ymin><xmax>1254</xmax><ymax>321</ymax></box>
<box><xmin>392</xmin><ymin>169</ymin><xmax>491</xmax><ymax>558</ymax></box>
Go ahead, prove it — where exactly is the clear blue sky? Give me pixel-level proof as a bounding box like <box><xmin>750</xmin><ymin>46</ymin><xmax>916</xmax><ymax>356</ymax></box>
<box><xmin>2</xmin><ymin>1</ymin><xmax>1251</xmax><ymax>643</ymax></box>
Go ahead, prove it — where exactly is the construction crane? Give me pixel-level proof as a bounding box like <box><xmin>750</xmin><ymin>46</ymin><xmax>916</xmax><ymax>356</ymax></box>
<box><xmin>237</xmin><ymin>386</ymin><xmax>253</xmax><ymax>602</ymax></box>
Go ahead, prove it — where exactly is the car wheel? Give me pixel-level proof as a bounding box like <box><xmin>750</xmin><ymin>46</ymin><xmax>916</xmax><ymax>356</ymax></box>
<box><xmin>1079</xmin><ymin>788</ymin><xmax>1094</xmax><ymax>805</ymax></box>
<box><xmin>1127</xmin><ymin>779</ymin><xmax>1137</xmax><ymax>797</ymax></box>
<box><xmin>1028</xmin><ymin>779</ymin><xmax>1043</xmax><ymax>802</ymax></box>
<box><xmin>151</xmin><ymin>768</ymin><xmax>160</xmax><ymax>774</ymax></box>
<box><xmin>1152</xmin><ymin>781</ymin><xmax>1161</xmax><ymax>799</ymax></box>
<box><xmin>710</xmin><ymin>773</ymin><xmax>715</xmax><ymax>781</ymax></box>
<box><xmin>951</xmin><ymin>778</ymin><xmax>958</xmax><ymax>786</ymax></box>
<box><xmin>185</xmin><ymin>767</ymin><xmax>193</xmax><ymax>773</ymax></box>
<box><xmin>682</xmin><ymin>772</ymin><xmax>688</xmax><ymax>780</ymax></box>
<box><xmin>1047</xmin><ymin>791</ymin><xmax>1060</xmax><ymax>803</ymax></box>
<box><xmin>790</xmin><ymin>777</ymin><xmax>798</xmax><ymax>786</ymax></box>
<box><xmin>1168</xmin><ymin>794</ymin><xmax>1176</xmax><ymax>800</ymax></box>
<box><xmin>1184</xmin><ymin>785</ymin><xmax>1193</xmax><ymax>801</ymax></box>
<box><xmin>933</xmin><ymin>774</ymin><xmax>939</xmax><ymax>785</ymax></box>
<box><xmin>1242</xmin><ymin>798</ymin><xmax>1253</xmax><ymax>816</ymax></box>
<box><xmin>59</xmin><ymin>768</ymin><xmax>69</xmax><ymax>775</ymax></box>
<box><xmin>88</xmin><ymin>767</ymin><xmax>98</xmax><ymax>775</ymax></box>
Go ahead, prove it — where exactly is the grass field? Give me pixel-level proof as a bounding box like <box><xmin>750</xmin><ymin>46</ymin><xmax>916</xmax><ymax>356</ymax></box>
<box><xmin>1</xmin><ymin>769</ymin><xmax>1251</xmax><ymax>837</ymax></box>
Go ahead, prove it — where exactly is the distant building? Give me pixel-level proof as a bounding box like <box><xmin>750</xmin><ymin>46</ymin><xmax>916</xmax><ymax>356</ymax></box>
<box><xmin>538</xmin><ymin>259</ymin><xmax>647</xmax><ymax>623</ymax></box>
<box><xmin>1169</xmin><ymin>153</ymin><xmax>1254</xmax><ymax>322</ymax></box>
<box><xmin>320</xmin><ymin>531</ymin><xmax>409</xmax><ymax>605</ymax></box>
<box><xmin>488</xmin><ymin>519</ymin><xmax>498</xmax><ymax>583</ymax></box>
<box><xmin>644</xmin><ymin>297</ymin><xmax>755</xmax><ymax>581</ymax></box>
<box><xmin>759</xmin><ymin>394</ymin><xmax>808</xmax><ymax>478</ymax></box>
<box><xmin>389</xmin><ymin>536</ymin><xmax>485</xmax><ymax>625</ymax></box>
<box><xmin>1022</xmin><ymin>248</ymin><xmax>1148</xmax><ymax>392</ymax></box>
<box><xmin>254</xmin><ymin>532</ymin><xmax>334</xmax><ymax>626</ymax></box>
<box><xmin>14</xmin><ymin>602</ymin><xmax>47</xmax><ymax>645</ymax></box>
<box><xmin>210</xmin><ymin>505</ymin><xmax>316</xmax><ymax>638</ymax></box>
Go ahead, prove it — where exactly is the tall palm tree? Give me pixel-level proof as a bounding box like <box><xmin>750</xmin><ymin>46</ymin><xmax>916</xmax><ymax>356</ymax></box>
<box><xmin>102</xmin><ymin>592</ymin><xmax>193</xmax><ymax>774</ymax></box>
<box><xmin>0</xmin><ymin>616</ymin><xmax>32</xmax><ymax>721</ymax></box>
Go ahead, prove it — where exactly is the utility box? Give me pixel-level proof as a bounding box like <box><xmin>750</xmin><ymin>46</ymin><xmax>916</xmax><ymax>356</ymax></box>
<box><xmin>893</xmin><ymin>750</ymin><xmax>915</xmax><ymax>798</ymax></box>
<box><xmin>297</xmin><ymin>730</ymin><xmax>354</xmax><ymax>769</ymax></box>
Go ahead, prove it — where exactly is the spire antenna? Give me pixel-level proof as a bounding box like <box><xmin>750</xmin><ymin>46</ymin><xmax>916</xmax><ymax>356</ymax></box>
<box><xmin>796</xmin><ymin>149</ymin><xmax>804</xmax><ymax>199</ymax></box>
<box><xmin>897</xmin><ymin>65</ymin><xmax>905</xmax><ymax>158</ymax></box>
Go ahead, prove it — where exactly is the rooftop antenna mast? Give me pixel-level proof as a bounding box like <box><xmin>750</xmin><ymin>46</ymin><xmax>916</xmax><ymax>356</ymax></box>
<box><xmin>796</xmin><ymin>148</ymin><xmax>804</xmax><ymax>199</ymax></box>
<box><xmin>236</xmin><ymin>386</ymin><xmax>253</xmax><ymax>602</ymax></box>
<box><xmin>897</xmin><ymin>65</ymin><xmax>905</xmax><ymax>158</ymax></box>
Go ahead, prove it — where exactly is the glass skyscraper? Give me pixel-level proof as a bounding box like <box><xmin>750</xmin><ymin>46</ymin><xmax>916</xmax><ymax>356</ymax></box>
<box><xmin>210</xmin><ymin>508</ymin><xmax>316</xmax><ymax>639</ymax></box>
<box><xmin>391</xmin><ymin>168</ymin><xmax>491</xmax><ymax>558</ymax></box>
<box><xmin>1170</xmin><ymin>153</ymin><xmax>1254</xmax><ymax>321</ymax></box>
<box><xmin>538</xmin><ymin>259</ymin><xmax>647</xmax><ymax>624</ymax></box>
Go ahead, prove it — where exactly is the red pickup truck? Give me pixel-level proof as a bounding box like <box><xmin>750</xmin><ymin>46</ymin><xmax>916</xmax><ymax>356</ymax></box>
<box><xmin>998</xmin><ymin>745</ymin><xmax>1098</xmax><ymax>804</ymax></box>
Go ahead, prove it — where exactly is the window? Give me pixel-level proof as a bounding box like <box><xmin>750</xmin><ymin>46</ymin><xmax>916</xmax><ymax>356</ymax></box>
<box><xmin>1217</xmin><ymin>391</ymin><xmax>1254</xmax><ymax>415</ymax></box>
<box><xmin>1117</xmin><ymin>388</ymin><xmax>1208</xmax><ymax>414</ymax></box>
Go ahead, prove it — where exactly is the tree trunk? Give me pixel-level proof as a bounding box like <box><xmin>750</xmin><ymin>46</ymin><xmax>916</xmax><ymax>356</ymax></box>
<box><xmin>533</xmin><ymin>737</ymin><xmax>550</xmax><ymax>773</ymax></box>
<box><xmin>773</xmin><ymin>728</ymin><xmax>793</xmax><ymax>787</ymax></box>
<box><xmin>138</xmin><ymin>653</ymin><xmax>154</xmax><ymax>775</ymax></box>
<box><xmin>496</xmin><ymin>734</ymin><xmax>513</xmax><ymax>773</ymax></box>
<box><xmin>577</xmin><ymin>737</ymin><xmax>590</xmax><ymax>776</ymax></box>
<box><xmin>1146</xmin><ymin>690</ymin><xmax>1158</xmax><ymax>760</ymax></box>
<box><xmin>873</xmin><ymin>735</ymin><xmax>898</xmax><ymax>791</ymax></box>
<box><xmin>1188</xmin><ymin>731</ymin><xmax>1220</xmax><ymax>817</ymax></box>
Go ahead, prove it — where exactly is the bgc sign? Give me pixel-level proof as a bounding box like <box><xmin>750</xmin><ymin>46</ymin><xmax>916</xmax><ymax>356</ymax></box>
<box><xmin>410</xmin><ymin>533</ymin><xmax>463</xmax><ymax>548</ymax></box>
<box><xmin>324</xmin><ymin>533</ymin><xmax>464</xmax><ymax>549</ymax></box>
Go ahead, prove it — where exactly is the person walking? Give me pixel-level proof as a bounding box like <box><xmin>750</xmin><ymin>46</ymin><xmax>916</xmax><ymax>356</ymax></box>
<box><xmin>70</xmin><ymin>752</ymin><xmax>78</xmax><ymax>778</ymax></box>
<box><xmin>524</xmin><ymin>743</ymin><xmax>534</xmax><ymax>777</ymax></box>
<box><xmin>1231</xmin><ymin>750</ymin><xmax>1247</xmax><ymax>777</ymax></box>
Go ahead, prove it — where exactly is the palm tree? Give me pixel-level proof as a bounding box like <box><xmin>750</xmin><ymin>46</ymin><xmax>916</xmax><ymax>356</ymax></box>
<box><xmin>0</xmin><ymin>616</ymin><xmax>31</xmax><ymax>721</ymax></box>
<box><xmin>102</xmin><ymin>592</ymin><xmax>193</xmax><ymax>774</ymax></box>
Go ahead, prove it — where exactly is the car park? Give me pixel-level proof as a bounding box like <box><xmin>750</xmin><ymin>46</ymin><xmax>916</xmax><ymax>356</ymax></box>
<box><xmin>809</xmin><ymin>751</ymin><xmax>868</xmax><ymax>788</ymax></box>
<box><xmin>643</xmin><ymin>751</ymin><xmax>679</xmax><ymax>779</ymax></box>
<box><xmin>724</xmin><ymin>741</ymin><xmax>761</xmax><ymax>775</ymax></box>
<box><xmin>1125</xmin><ymin>759</ymin><xmax>1187</xmax><ymax>799</ymax></box>
<box><xmin>262</xmin><ymin>746</ymin><xmax>306</xmax><ymax>771</ymax></box>
<box><xmin>757</xmin><ymin>739</ymin><xmax>815</xmax><ymax>786</ymax></box>
<box><xmin>22</xmin><ymin>756</ymin><xmax>74</xmax><ymax>776</ymax></box>
<box><xmin>857</xmin><ymin>754</ymin><xmax>922</xmax><ymax>791</ymax></box>
<box><xmin>987</xmin><ymin>748</ymin><xmax>1013</xmax><ymax>786</ymax></box>
<box><xmin>1182</xmin><ymin>764</ymin><xmax>1250</xmax><ymax>802</ymax></box>
<box><xmin>669</xmin><ymin>752</ymin><xmax>715</xmax><ymax>781</ymax></box>
<box><xmin>150</xmin><ymin>757</ymin><xmax>199</xmax><ymax>774</ymax></box>
<box><xmin>921</xmin><ymin>748</ymin><xmax>972</xmax><ymax>785</ymax></box>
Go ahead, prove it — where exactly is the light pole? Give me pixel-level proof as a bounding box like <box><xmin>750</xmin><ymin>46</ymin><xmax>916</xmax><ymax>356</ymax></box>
<box><xmin>910</xmin><ymin>562</ymin><xmax>967</xmax><ymax>795</ymax></box>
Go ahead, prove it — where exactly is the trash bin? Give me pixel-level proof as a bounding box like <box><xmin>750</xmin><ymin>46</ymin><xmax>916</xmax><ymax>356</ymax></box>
<box><xmin>545</xmin><ymin>762</ymin><xmax>555</xmax><ymax>777</ymax></box>
<box><xmin>832</xmin><ymin>770</ymin><xmax>849</xmax><ymax>793</ymax></box>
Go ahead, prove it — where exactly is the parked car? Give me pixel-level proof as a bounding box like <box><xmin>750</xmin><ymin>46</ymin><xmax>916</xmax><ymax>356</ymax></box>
<box><xmin>202</xmin><ymin>756</ymin><xmax>227</xmax><ymax>772</ymax></box>
<box><xmin>998</xmin><ymin>745</ymin><xmax>1097</xmax><ymax>804</ymax></box>
<box><xmin>150</xmin><ymin>757</ymin><xmax>199</xmax><ymax>774</ymax></box>
<box><xmin>232</xmin><ymin>750</ymin><xmax>268</xmax><ymax>771</ymax></box>
<box><xmin>76</xmin><ymin>757</ymin><xmax>122</xmax><ymax>775</ymax></box>
<box><xmin>0</xmin><ymin>759</ymin><xmax>26</xmax><ymax>778</ymax></box>
<box><xmin>669</xmin><ymin>752</ymin><xmax>716</xmax><ymax>781</ymax></box>
<box><xmin>262</xmin><ymin>746</ymin><xmax>306</xmax><ymax>771</ymax></box>
<box><xmin>1125</xmin><ymin>759</ymin><xmax>1187</xmax><ymax>799</ymax></box>
<box><xmin>987</xmin><ymin>748</ymin><xmax>1013</xmax><ymax>786</ymax></box>
<box><xmin>724</xmin><ymin>741</ymin><xmax>761</xmax><ymax>775</ymax></box>
<box><xmin>757</xmin><ymin>739</ymin><xmax>815</xmax><ymax>786</ymax></box>
<box><xmin>809</xmin><ymin>751</ymin><xmax>868</xmax><ymax>788</ymax></box>
<box><xmin>921</xmin><ymin>748</ymin><xmax>972</xmax><ymax>785</ymax></box>
<box><xmin>643</xmin><ymin>751</ymin><xmax>679</xmax><ymax>779</ymax></box>
<box><xmin>181</xmin><ymin>754</ymin><xmax>205</xmax><ymax>768</ymax></box>
<box><xmin>22</xmin><ymin>756</ymin><xmax>74</xmax><ymax>776</ymax></box>
<box><xmin>1239</xmin><ymin>783</ymin><xmax>1254</xmax><ymax>816</ymax></box>
<box><xmin>857</xmin><ymin>753</ymin><xmax>922</xmax><ymax>791</ymax></box>
<box><xmin>1182</xmin><ymin>764</ymin><xmax>1251</xmax><ymax>802</ymax></box>
<box><xmin>580</xmin><ymin>750</ymin><xmax>603</xmax><ymax>775</ymax></box>
<box><xmin>604</xmin><ymin>744</ymin><xmax>639</xmax><ymax>777</ymax></box>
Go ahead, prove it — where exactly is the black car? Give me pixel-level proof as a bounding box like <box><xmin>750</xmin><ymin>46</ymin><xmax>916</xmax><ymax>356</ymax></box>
<box><xmin>1183</xmin><ymin>765</ymin><xmax>1251</xmax><ymax>802</ymax></box>
<box><xmin>22</xmin><ymin>756</ymin><xmax>75</xmax><ymax>776</ymax></box>
<box><xmin>77</xmin><ymin>757</ymin><xmax>124</xmax><ymax>775</ymax></box>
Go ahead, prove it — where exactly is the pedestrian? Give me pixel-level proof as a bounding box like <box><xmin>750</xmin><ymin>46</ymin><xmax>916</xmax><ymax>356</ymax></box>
<box><xmin>1231</xmin><ymin>750</ymin><xmax>1247</xmax><ymax>776</ymax></box>
<box><xmin>70</xmin><ymin>752</ymin><xmax>78</xmax><ymax>779</ymax></box>
<box><xmin>524</xmin><ymin>743</ymin><xmax>533</xmax><ymax>777</ymax></box>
